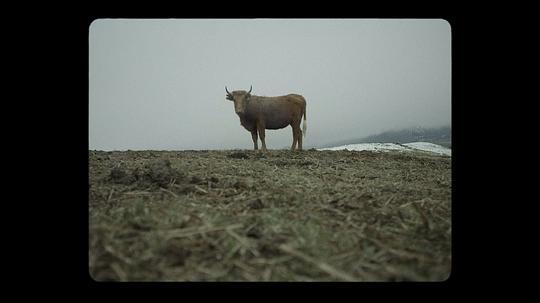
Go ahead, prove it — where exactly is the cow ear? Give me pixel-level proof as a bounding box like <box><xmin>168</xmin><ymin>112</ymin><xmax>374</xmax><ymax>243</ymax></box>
<box><xmin>226</xmin><ymin>95</ymin><xmax>233</xmax><ymax>101</ymax></box>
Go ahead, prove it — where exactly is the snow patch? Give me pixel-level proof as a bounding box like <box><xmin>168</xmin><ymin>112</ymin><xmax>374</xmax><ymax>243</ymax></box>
<box><xmin>318</xmin><ymin>142</ymin><xmax>451</xmax><ymax>156</ymax></box>
<box><xmin>402</xmin><ymin>142</ymin><xmax>451</xmax><ymax>156</ymax></box>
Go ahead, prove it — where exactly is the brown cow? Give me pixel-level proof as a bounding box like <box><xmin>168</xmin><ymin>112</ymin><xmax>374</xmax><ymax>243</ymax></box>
<box><xmin>226</xmin><ymin>86</ymin><xmax>307</xmax><ymax>151</ymax></box>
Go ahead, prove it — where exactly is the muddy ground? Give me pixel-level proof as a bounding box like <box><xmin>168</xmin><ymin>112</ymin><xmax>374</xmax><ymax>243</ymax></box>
<box><xmin>89</xmin><ymin>149</ymin><xmax>451</xmax><ymax>282</ymax></box>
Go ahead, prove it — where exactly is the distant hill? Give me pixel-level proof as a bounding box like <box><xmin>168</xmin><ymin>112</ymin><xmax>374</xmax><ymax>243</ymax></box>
<box><xmin>315</xmin><ymin>126</ymin><xmax>451</xmax><ymax>149</ymax></box>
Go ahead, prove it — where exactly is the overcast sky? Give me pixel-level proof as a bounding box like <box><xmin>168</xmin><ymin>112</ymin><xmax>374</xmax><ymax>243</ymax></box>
<box><xmin>89</xmin><ymin>19</ymin><xmax>450</xmax><ymax>151</ymax></box>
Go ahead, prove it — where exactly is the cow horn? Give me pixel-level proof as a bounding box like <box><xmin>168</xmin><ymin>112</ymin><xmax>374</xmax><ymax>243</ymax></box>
<box><xmin>225</xmin><ymin>86</ymin><xmax>231</xmax><ymax>95</ymax></box>
<box><xmin>247</xmin><ymin>85</ymin><xmax>252</xmax><ymax>94</ymax></box>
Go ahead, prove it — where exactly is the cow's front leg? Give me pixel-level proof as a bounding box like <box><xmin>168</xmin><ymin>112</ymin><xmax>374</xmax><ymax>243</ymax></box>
<box><xmin>257</xmin><ymin>121</ymin><xmax>267</xmax><ymax>151</ymax></box>
<box><xmin>251</xmin><ymin>129</ymin><xmax>258</xmax><ymax>150</ymax></box>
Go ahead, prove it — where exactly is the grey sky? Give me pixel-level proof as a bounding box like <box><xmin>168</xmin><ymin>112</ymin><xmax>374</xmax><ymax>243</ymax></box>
<box><xmin>89</xmin><ymin>19</ymin><xmax>450</xmax><ymax>151</ymax></box>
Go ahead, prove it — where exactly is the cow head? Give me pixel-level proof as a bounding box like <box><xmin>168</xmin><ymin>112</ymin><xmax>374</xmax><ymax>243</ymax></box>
<box><xmin>226</xmin><ymin>86</ymin><xmax>252</xmax><ymax>115</ymax></box>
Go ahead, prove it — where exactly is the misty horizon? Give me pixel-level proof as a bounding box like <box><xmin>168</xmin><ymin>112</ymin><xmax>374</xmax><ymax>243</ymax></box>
<box><xmin>90</xmin><ymin>19</ymin><xmax>451</xmax><ymax>151</ymax></box>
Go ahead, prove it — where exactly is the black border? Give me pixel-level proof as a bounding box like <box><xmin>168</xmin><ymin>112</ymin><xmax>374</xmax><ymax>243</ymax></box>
<box><xmin>44</xmin><ymin>6</ymin><xmax>472</xmax><ymax>294</ymax></box>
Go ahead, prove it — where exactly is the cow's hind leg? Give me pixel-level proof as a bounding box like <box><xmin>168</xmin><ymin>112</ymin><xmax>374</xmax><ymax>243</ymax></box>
<box><xmin>257</xmin><ymin>121</ymin><xmax>267</xmax><ymax>151</ymax></box>
<box><xmin>297</xmin><ymin>127</ymin><xmax>303</xmax><ymax>150</ymax></box>
<box><xmin>291</xmin><ymin>121</ymin><xmax>302</xmax><ymax>151</ymax></box>
<box><xmin>291</xmin><ymin>124</ymin><xmax>299</xmax><ymax>150</ymax></box>
<box><xmin>251</xmin><ymin>130</ymin><xmax>258</xmax><ymax>150</ymax></box>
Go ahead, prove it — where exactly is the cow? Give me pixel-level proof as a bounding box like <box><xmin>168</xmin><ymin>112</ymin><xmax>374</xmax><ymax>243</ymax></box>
<box><xmin>225</xmin><ymin>86</ymin><xmax>307</xmax><ymax>151</ymax></box>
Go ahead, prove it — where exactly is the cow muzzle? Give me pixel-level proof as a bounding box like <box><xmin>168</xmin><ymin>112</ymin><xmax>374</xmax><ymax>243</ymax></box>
<box><xmin>235</xmin><ymin>104</ymin><xmax>245</xmax><ymax>114</ymax></box>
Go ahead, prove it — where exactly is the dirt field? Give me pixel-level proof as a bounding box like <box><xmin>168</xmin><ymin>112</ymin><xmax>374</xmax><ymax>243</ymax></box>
<box><xmin>89</xmin><ymin>149</ymin><xmax>451</xmax><ymax>282</ymax></box>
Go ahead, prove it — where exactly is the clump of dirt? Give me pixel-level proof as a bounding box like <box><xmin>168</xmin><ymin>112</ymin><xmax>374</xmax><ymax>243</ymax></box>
<box><xmin>140</xmin><ymin>159</ymin><xmax>185</xmax><ymax>188</ymax></box>
<box><xmin>247</xmin><ymin>198</ymin><xmax>264</xmax><ymax>210</ymax></box>
<box><xmin>228</xmin><ymin>151</ymin><xmax>250</xmax><ymax>159</ymax></box>
<box><xmin>108</xmin><ymin>166</ymin><xmax>136</xmax><ymax>185</ymax></box>
<box><xmin>105</xmin><ymin>159</ymin><xmax>186</xmax><ymax>189</ymax></box>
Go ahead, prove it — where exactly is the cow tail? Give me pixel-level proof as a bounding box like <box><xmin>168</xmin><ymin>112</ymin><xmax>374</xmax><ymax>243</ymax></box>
<box><xmin>302</xmin><ymin>102</ymin><xmax>307</xmax><ymax>138</ymax></box>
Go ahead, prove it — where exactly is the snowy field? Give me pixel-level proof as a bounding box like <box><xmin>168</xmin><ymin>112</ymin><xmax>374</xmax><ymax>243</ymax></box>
<box><xmin>318</xmin><ymin>142</ymin><xmax>451</xmax><ymax>156</ymax></box>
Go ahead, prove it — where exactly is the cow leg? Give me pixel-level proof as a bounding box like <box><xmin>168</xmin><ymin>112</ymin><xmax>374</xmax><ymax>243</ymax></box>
<box><xmin>291</xmin><ymin>121</ymin><xmax>303</xmax><ymax>151</ymax></box>
<box><xmin>257</xmin><ymin>121</ymin><xmax>267</xmax><ymax>151</ymax></box>
<box><xmin>297</xmin><ymin>127</ymin><xmax>303</xmax><ymax>150</ymax></box>
<box><xmin>251</xmin><ymin>130</ymin><xmax>258</xmax><ymax>150</ymax></box>
<box><xmin>291</xmin><ymin>125</ymin><xmax>298</xmax><ymax>150</ymax></box>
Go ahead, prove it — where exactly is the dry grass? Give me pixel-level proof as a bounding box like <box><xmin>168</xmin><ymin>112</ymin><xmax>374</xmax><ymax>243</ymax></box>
<box><xmin>89</xmin><ymin>149</ymin><xmax>451</xmax><ymax>281</ymax></box>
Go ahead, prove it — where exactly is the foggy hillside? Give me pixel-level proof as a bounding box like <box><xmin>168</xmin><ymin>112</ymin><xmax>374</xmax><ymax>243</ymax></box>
<box><xmin>313</xmin><ymin>126</ymin><xmax>451</xmax><ymax>149</ymax></box>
